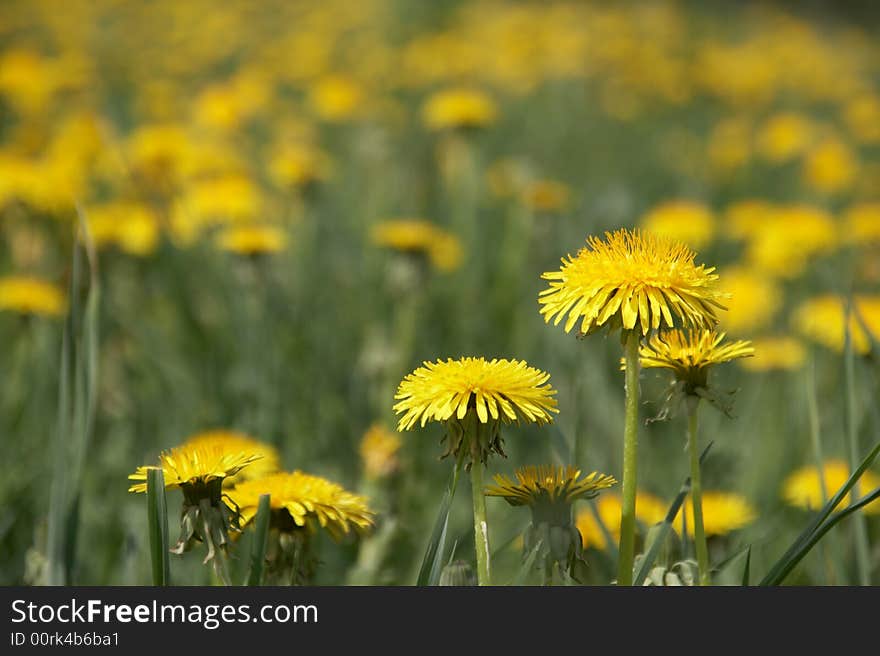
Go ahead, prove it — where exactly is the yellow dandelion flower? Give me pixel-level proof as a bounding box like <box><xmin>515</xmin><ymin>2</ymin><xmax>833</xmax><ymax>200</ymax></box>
<box><xmin>394</xmin><ymin>357</ymin><xmax>557</xmax><ymax>464</ymax></box>
<box><xmin>128</xmin><ymin>443</ymin><xmax>261</xmax><ymax>494</ymax></box>
<box><xmin>182</xmin><ymin>429</ymin><xmax>280</xmax><ymax>485</ymax></box>
<box><xmin>360</xmin><ymin>424</ymin><xmax>402</xmax><ymax>479</ymax></box>
<box><xmin>370</xmin><ymin>219</ymin><xmax>463</xmax><ymax>272</ymax></box>
<box><xmin>229</xmin><ymin>471</ymin><xmax>375</xmax><ymax>540</ymax></box>
<box><xmin>422</xmin><ymin>87</ymin><xmax>497</xmax><ymax>131</ymax></box>
<box><xmin>539</xmin><ymin>228</ymin><xmax>726</xmax><ymax>337</ymax></box>
<box><xmin>215</xmin><ymin>224</ymin><xmax>288</xmax><ymax>256</ymax></box>
<box><xmin>684</xmin><ymin>492</ymin><xmax>756</xmax><ymax>537</ymax></box>
<box><xmin>717</xmin><ymin>267</ymin><xmax>782</xmax><ymax>335</ymax></box>
<box><xmin>844</xmin><ymin>203</ymin><xmax>880</xmax><ymax>245</ymax></box>
<box><xmin>756</xmin><ymin>112</ymin><xmax>815</xmax><ymax>163</ymax></box>
<box><xmin>575</xmin><ymin>491</ymin><xmax>668</xmax><ymax>550</ymax></box>
<box><xmin>520</xmin><ymin>180</ymin><xmax>571</xmax><ymax>213</ymax></box>
<box><xmin>782</xmin><ymin>460</ymin><xmax>880</xmax><ymax>515</ymax></box>
<box><xmin>0</xmin><ymin>276</ymin><xmax>66</xmax><ymax>317</ymax></box>
<box><xmin>84</xmin><ymin>202</ymin><xmax>160</xmax><ymax>257</ymax></box>
<box><xmin>638</xmin><ymin>330</ymin><xmax>754</xmax><ymax>393</ymax></box>
<box><xmin>803</xmin><ymin>138</ymin><xmax>858</xmax><ymax>195</ymax></box>
<box><xmin>640</xmin><ymin>200</ymin><xmax>716</xmax><ymax>250</ymax></box>
<box><xmin>794</xmin><ymin>295</ymin><xmax>880</xmax><ymax>355</ymax></box>
<box><xmin>486</xmin><ymin>466</ymin><xmax>616</xmax><ymax>507</ymax></box>
<box><xmin>738</xmin><ymin>336</ymin><xmax>806</xmax><ymax>372</ymax></box>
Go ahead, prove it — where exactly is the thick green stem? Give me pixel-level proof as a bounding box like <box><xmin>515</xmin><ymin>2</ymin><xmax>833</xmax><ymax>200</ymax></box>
<box><xmin>617</xmin><ymin>329</ymin><xmax>640</xmax><ymax>586</ymax></box>
<box><xmin>470</xmin><ymin>465</ymin><xmax>491</xmax><ymax>586</ymax></box>
<box><xmin>687</xmin><ymin>398</ymin><xmax>710</xmax><ymax>586</ymax></box>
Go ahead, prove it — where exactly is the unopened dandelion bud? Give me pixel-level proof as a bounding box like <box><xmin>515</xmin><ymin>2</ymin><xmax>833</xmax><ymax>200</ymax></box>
<box><xmin>439</xmin><ymin>560</ymin><xmax>476</xmax><ymax>586</ymax></box>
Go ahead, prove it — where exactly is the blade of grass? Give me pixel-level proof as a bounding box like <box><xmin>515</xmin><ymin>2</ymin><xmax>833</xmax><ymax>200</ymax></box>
<box><xmin>147</xmin><ymin>468</ymin><xmax>170</xmax><ymax>585</ymax></box>
<box><xmin>764</xmin><ymin>487</ymin><xmax>880</xmax><ymax>586</ymax></box>
<box><xmin>46</xmin><ymin>214</ymin><xmax>100</xmax><ymax>585</ymax></box>
<box><xmin>844</xmin><ymin>297</ymin><xmax>871</xmax><ymax>585</ymax></box>
<box><xmin>633</xmin><ymin>443</ymin><xmax>713</xmax><ymax>586</ymax></box>
<box><xmin>511</xmin><ymin>539</ymin><xmax>543</xmax><ymax>586</ymax></box>
<box><xmin>759</xmin><ymin>439</ymin><xmax>880</xmax><ymax>585</ymax></box>
<box><xmin>417</xmin><ymin>455</ymin><xmax>463</xmax><ymax>586</ymax></box>
<box><xmin>246</xmin><ymin>494</ymin><xmax>271</xmax><ymax>586</ymax></box>
<box><xmin>742</xmin><ymin>546</ymin><xmax>751</xmax><ymax>587</ymax></box>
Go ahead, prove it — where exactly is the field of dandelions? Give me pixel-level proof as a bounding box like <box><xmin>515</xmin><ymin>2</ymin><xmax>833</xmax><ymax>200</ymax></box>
<box><xmin>2</xmin><ymin>0</ymin><xmax>880</xmax><ymax>587</ymax></box>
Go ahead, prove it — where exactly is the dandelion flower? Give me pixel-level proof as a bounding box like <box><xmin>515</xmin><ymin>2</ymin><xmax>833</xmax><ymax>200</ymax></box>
<box><xmin>844</xmin><ymin>94</ymin><xmax>880</xmax><ymax>144</ymax></box>
<box><xmin>782</xmin><ymin>460</ymin><xmax>880</xmax><ymax>515</ymax></box>
<box><xmin>394</xmin><ymin>357</ymin><xmax>557</xmax><ymax>463</ymax></box>
<box><xmin>84</xmin><ymin>202</ymin><xmax>160</xmax><ymax>257</ymax></box>
<box><xmin>638</xmin><ymin>329</ymin><xmax>754</xmax><ymax>394</ymax></box>
<box><xmin>370</xmin><ymin>219</ymin><xmax>463</xmax><ymax>272</ymax></box>
<box><xmin>794</xmin><ymin>295</ymin><xmax>880</xmax><ymax>355</ymax></box>
<box><xmin>486</xmin><ymin>466</ymin><xmax>616</xmax><ymax>508</ymax></box>
<box><xmin>128</xmin><ymin>442</ymin><xmax>262</xmax><ymax>565</ymax></box>
<box><xmin>803</xmin><ymin>138</ymin><xmax>858</xmax><ymax>195</ymax></box>
<box><xmin>738</xmin><ymin>336</ymin><xmax>806</xmax><ymax>372</ymax></box>
<box><xmin>639</xmin><ymin>200</ymin><xmax>716</xmax><ymax>250</ymax></box>
<box><xmin>684</xmin><ymin>492</ymin><xmax>756</xmax><ymax>537</ymax></box>
<box><xmin>268</xmin><ymin>143</ymin><xmax>333</xmax><ymax>189</ymax></box>
<box><xmin>756</xmin><ymin>112</ymin><xmax>815</xmax><ymax>163</ymax></box>
<box><xmin>229</xmin><ymin>471</ymin><xmax>375</xmax><ymax>539</ymax></box>
<box><xmin>844</xmin><ymin>203</ymin><xmax>880</xmax><ymax>246</ymax></box>
<box><xmin>182</xmin><ymin>429</ymin><xmax>280</xmax><ymax>485</ymax></box>
<box><xmin>0</xmin><ymin>276</ymin><xmax>66</xmax><ymax>317</ymax></box>
<box><xmin>723</xmin><ymin>199</ymin><xmax>776</xmax><ymax>241</ymax></box>
<box><xmin>540</xmin><ymin>229</ymin><xmax>726</xmax><ymax>337</ymax></box>
<box><xmin>422</xmin><ymin>87</ymin><xmax>497</xmax><ymax>131</ymax></box>
<box><xmin>215</xmin><ymin>224</ymin><xmax>288</xmax><ymax>255</ymax></box>
<box><xmin>360</xmin><ymin>424</ymin><xmax>402</xmax><ymax>479</ymax></box>
<box><xmin>487</xmin><ymin>465</ymin><xmax>615</xmax><ymax>577</ymax></box>
<box><xmin>308</xmin><ymin>74</ymin><xmax>364</xmax><ymax>122</ymax></box>
<box><xmin>745</xmin><ymin>205</ymin><xmax>837</xmax><ymax>278</ymax></box>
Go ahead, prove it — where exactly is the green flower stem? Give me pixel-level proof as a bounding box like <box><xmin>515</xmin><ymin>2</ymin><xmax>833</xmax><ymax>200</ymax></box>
<box><xmin>687</xmin><ymin>397</ymin><xmax>710</xmax><ymax>586</ymax></box>
<box><xmin>470</xmin><ymin>464</ymin><xmax>491</xmax><ymax>586</ymax></box>
<box><xmin>617</xmin><ymin>329</ymin><xmax>640</xmax><ymax>586</ymax></box>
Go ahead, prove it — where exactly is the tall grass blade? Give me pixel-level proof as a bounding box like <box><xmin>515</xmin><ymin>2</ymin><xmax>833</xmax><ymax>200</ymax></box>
<box><xmin>511</xmin><ymin>539</ymin><xmax>543</xmax><ymax>586</ymax></box>
<box><xmin>46</xmin><ymin>215</ymin><xmax>100</xmax><ymax>585</ymax></box>
<box><xmin>417</xmin><ymin>457</ymin><xmax>463</xmax><ymax>586</ymax></box>
<box><xmin>246</xmin><ymin>494</ymin><xmax>271</xmax><ymax>586</ymax></box>
<box><xmin>741</xmin><ymin>546</ymin><xmax>751</xmax><ymax>587</ymax></box>
<box><xmin>633</xmin><ymin>442</ymin><xmax>712</xmax><ymax>586</ymax></box>
<box><xmin>760</xmin><ymin>439</ymin><xmax>880</xmax><ymax>585</ymax></box>
<box><xmin>147</xmin><ymin>468</ymin><xmax>170</xmax><ymax>585</ymax></box>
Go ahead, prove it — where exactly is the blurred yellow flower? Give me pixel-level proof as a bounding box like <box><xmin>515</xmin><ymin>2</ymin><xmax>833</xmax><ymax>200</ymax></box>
<box><xmin>803</xmin><ymin>138</ymin><xmax>858</xmax><ymax>195</ymax></box>
<box><xmin>183</xmin><ymin>429</ymin><xmax>280</xmax><ymax>485</ymax></box>
<box><xmin>268</xmin><ymin>143</ymin><xmax>334</xmax><ymax>189</ymax></box>
<box><xmin>171</xmin><ymin>174</ymin><xmax>263</xmax><ymax>244</ymax></box>
<box><xmin>844</xmin><ymin>94</ymin><xmax>880</xmax><ymax>144</ymax></box>
<box><xmin>738</xmin><ymin>336</ymin><xmax>806</xmax><ymax>372</ymax></box>
<box><xmin>844</xmin><ymin>203</ymin><xmax>880</xmax><ymax>246</ymax></box>
<box><xmin>215</xmin><ymin>224</ymin><xmax>288</xmax><ymax>256</ymax></box>
<box><xmin>575</xmin><ymin>491</ymin><xmax>668</xmax><ymax>550</ymax></box>
<box><xmin>782</xmin><ymin>460</ymin><xmax>880</xmax><ymax>515</ymax></box>
<box><xmin>360</xmin><ymin>424</ymin><xmax>402</xmax><ymax>479</ymax></box>
<box><xmin>717</xmin><ymin>267</ymin><xmax>782</xmax><ymax>334</ymax></box>
<box><xmin>0</xmin><ymin>276</ymin><xmax>66</xmax><ymax>317</ymax></box>
<box><xmin>794</xmin><ymin>295</ymin><xmax>880</xmax><ymax>354</ymax></box>
<box><xmin>706</xmin><ymin>116</ymin><xmax>751</xmax><ymax>173</ymax></box>
<box><xmin>309</xmin><ymin>74</ymin><xmax>364</xmax><ymax>122</ymax></box>
<box><xmin>745</xmin><ymin>205</ymin><xmax>837</xmax><ymax>278</ymax></box>
<box><xmin>540</xmin><ymin>228</ymin><xmax>726</xmax><ymax>336</ymax></box>
<box><xmin>85</xmin><ymin>202</ymin><xmax>161</xmax><ymax>257</ymax></box>
<box><xmin>640</xmin><ymin>200</ymin><xmax>716</xmax><ymax>250</ymax></box>
<box><xmin>229</xmin><ymin>471</ymin><xmax>375</xmax><ymax>540</ymax></box>
<box><xmin>370</xmin><ymin>219</ymin><xmax>463</xmax><ymax>272</ymax></box>
<box><xmin>422</xmin><ymin>87</ymin><xmax>497</xmax><ymax>131</ymax></box>
<box><xmin>756</xmin><ymin>112</ymin><xmax>814</xmax><ymax>163</ymax></box>
<box><xmin>520</xmin><ymin>180</ymin><xmax>571</xmax><ymax>213</ymax></box>
<box><xmin>723</xmin><ymin>199</ymin><xmax>775</xmax><ymax>241</ymax></box>
<box><xmin>684</xmin><ymin>492</ymin><xmax>756</xmax><ymax>537</ymax></box>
